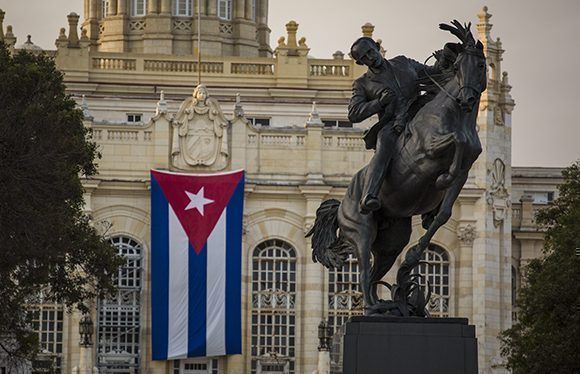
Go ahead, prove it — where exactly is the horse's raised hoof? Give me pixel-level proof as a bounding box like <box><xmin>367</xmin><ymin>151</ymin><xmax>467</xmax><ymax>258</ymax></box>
<box><xmin>360</xmin><ymin>194</ymin><xmax>380</xmax><ymax>214</ymax></box>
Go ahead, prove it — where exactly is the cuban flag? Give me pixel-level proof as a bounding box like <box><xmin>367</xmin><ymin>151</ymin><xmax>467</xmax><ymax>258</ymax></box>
<box><xmin>150</xmin><ymin>169</ymin><xmax>244</xmax><ymax>360</ymax></box>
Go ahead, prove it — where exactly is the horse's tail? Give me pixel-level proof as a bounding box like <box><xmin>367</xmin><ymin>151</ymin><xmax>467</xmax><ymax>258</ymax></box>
<box><xmin>306</xmin><ymin>199</ymin><xmax>354</xmax><ymax>269</ymax></box>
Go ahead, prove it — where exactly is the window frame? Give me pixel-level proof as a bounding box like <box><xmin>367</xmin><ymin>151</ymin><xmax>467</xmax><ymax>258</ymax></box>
<box><xmin>102</xmin><ymin>0</ymin><xmax>110</xmax><ymax>18</ymax></box>
<box><xmin>127</xmin><ymin>113</ymin><xmax>143</xmax><ymax>123</ymax></box>
<box><xmin>173</xmin><ymin>0</ymin><xmax>193</xmax><ymax>17</ymax></box>
<box><xmin>217</xmin><ymin>0</ymin><xmax>232</xmax><ymax>21</ymax></box>
<box><xmin>132</xmin><ymin>0</ymin><xmax>147</xmax><ymax>17</ymax></box>
<box><xmin>322</xmin><ymin>119</ymin><xmax>353</xmax><ymax>128</ymax></box>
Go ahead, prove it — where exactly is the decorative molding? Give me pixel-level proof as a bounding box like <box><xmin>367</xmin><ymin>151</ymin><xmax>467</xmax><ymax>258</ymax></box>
<box><xmin>457</xmin><ymin>224</ymin><xmax>477</xmax><ymax>245</ymax></box>
<box><xmin>172</xmin><ymin>19</ymin><xmax>192</xmax><ymax>32</ymax></box>
<box><xmin>128</xmin><ymin>20</ymin><xmax>146</xmax><ymax>32</ymax></box>
<box><xmin>486</xmin><ymin>158</ymin><xmax>511</xmax><ymax>227</ymax></box>
<box><xmin>219</xmin><ymin>22</ymin><xmax>233</xmax><ymax>34</ymax></box>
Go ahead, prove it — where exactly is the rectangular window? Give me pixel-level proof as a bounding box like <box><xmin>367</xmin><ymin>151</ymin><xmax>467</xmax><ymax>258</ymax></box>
<box><xmin>217</xmin><ymin>0</ymin><xmax>232</xmax><ymax>20</ymax></box>
<box><xmin>173</xmin><ymin>0</ymin><xmax>192</xmax><ymax>16</ymax></box>
<box><xmin>29</xmin><ymin>302</ymin><xmax>65</xmax><ymax>373</ymax></box>
<box><xmin>132</xmin><ymin>0</ymin><xmax>147</xmax><ymax>16</ymax></box>
<box><xmin>247</xmin><ymin>117</ymin><xmax>270</xmax><ymax>127</ymax></box>
<box><xmin>102</xmin><ymin>0</ymin><xmax>110</xmax><ymax>17</ymax></box>
<box><xmin>251</xmin><ymin>0</ymin><xmax>257</xmax><ymax>21</ymax></box>
<box><xmin>174</xmin><ymin>358</ymin><xmax>219</xmax><ymax>373</ymax></box>
<box><xmin>323</xmin><ymin>119</ymin><xmax>353</xmax><ymax>128</ymax></box>
<box><xmin>127</xmin><ymin>113</ymin><xmax>143</xmax><ymax>123</ymax></box>
<box><xmin>524</xmin><ymin>191</ymin><xmax>555</xmax><ymax>204</ymax></box>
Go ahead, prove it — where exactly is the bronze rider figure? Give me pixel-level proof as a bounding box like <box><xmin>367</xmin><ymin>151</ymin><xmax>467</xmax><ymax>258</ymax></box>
<box><xmin>348</xmin><ymin>37</ymin><xmax>442</xmax><ymax>214</ymax></box>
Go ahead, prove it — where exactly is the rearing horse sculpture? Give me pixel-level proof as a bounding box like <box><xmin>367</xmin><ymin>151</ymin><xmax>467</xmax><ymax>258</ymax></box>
<box><xmin>307</xmin><ymin>21</ymin><xmax>487</xmax><ymax>316</ymax></box>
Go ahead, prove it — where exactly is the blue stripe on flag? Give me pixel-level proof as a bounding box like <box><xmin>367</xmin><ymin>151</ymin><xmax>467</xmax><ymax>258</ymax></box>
<box><xmin>225</xmin><ymin>176</ymin><xmax>244</xmax><ymax>354</ymax></box>
<box><xmin>188</xmin><ymin>242</ymin><xmax>207</xmax><ymax>357</ymax></box>
<box><xmin>151</xmin><ymin>175</ymin><xmax>169</xmax><ymax>360</ymax></box>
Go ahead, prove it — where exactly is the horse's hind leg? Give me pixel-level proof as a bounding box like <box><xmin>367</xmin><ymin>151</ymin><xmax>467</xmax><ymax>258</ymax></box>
<box><xmin>370</xmin><ymin>218</ymin><xmax>412</xmax><ymax>303</ymax></box>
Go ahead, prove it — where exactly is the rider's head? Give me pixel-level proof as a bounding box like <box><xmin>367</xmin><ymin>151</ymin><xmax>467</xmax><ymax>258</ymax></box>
<box><xmin>350</xmin><ymin>37</ymin><xmax>383</xmax><ymax>68</ymax></box>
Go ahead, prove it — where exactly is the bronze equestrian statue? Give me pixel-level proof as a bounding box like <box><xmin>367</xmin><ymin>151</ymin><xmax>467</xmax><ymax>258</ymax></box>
<box><xmin>307</xmin><ymin>21</ymin><xmax>487</xmax><ymax>316</ymax></box>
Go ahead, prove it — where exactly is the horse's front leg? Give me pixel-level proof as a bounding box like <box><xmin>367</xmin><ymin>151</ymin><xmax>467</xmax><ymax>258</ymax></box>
<box><xmin>416</xmin><ymin>171</ymin><xmax>469</xmax><ymax>255</ymax></box>
<box><xmin>435</xmin><ymin>132</ymin><xmax>466</xmax><ymax>189</ymax></box>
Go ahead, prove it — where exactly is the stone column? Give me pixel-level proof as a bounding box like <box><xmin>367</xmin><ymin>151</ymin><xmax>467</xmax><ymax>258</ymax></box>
<box><xmin>108</xmin><ymin>0</ymin><xmax>118</xmax><ymax>16</ymax></box>
<box><xmin>207</xmin><ymin>0</ymin><xmax>217</xmax><ymax>16</ymax></box>
<box><xmin>195</xmin><ymin>0</ymin><xmax>206</xmax><ymax>16</ymax></box>
<box><xmin>235</xmin><ymin>0</ymin><xmax>246</xmax><ymax>18</ymax></box>
<box><xmin>160</xmin><ymin>0</ymin><xmax>171</xmax><ymax>14</ymax></box>
<box><xmin>89</xmin><ymin>0</ymin><xmax>98</xmax><ymax>19</ymax></box>
<box><xmin>148</xmin><ymin>0</ymin><xmax>159</xmax><ymax>14</ymax></box>
<box><xmin>117</xmin><ymin>0</ymin><xmax>127</xmax><ymax>15</ymax></box>
<box><xmin>245</xmin><ymin>0</ymin><xmax>254</xmax><ymax>20</ymax></box>
<box><xmin>84</xmin><ymin>0</ymin><xmax>90</xmax><ymax>20</ymax></box>
<box><xmin>258</xmin><ymin>0</ymin><xmax>267</xmax><ymax>24</ymax></box>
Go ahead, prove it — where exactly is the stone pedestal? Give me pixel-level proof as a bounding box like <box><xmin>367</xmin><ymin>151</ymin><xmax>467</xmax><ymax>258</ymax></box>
<box><xmin>343</xmin><ymin>316</ymin><xmax>477</xmax><ymax>374</ymax></box>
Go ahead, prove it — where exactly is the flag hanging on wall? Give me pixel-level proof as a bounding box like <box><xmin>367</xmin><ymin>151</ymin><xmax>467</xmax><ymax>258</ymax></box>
<box><xmin>150</xmin><ymin>169</ymin><xmax>244</xmax><ymax>360</ymax></box>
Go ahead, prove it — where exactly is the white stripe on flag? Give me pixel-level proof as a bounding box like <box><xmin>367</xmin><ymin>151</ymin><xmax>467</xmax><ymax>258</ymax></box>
<box><xmin>167</xmin><ymin>205</ymin><xmax>189</xmax><ymax>359</ymax></box>
<box><xmin>205</xmin><ymin>208</ymin><xmax>227</xmax><ymax>356</ymax></box>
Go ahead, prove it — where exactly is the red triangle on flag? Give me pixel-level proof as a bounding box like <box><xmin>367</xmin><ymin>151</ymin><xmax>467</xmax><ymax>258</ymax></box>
<box><xmin>152</xmin><ymin>169</ymin><xmax>244</xmax><ymax>254</ymax></box>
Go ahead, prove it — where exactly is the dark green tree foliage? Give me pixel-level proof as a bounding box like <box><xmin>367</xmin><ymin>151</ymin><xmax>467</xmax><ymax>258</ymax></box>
<box><xmin>500</xmin><ymin>162</ymin><xmax>580</xmax><ymax>373</ymax></box>
<box><xmin>0</xmin><ymin>42</ymin><xmax>122</xmax><ymax>359</ymax></box>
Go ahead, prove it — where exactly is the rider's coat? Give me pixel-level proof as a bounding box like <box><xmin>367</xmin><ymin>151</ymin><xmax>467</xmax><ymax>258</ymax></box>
<box><xmin>348</xmin><ymin>56</ymin><xmax>440</xmax><ymax>149</ymax></box>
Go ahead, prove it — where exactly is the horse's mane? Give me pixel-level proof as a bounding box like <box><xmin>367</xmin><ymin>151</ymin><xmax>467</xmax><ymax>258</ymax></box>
<box><xmin>418</xmin><ymin>43</ymin><xmax>460</xmax><ymax>100</ymax></box>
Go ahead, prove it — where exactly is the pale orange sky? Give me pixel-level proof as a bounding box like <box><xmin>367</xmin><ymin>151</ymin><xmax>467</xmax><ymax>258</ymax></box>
<box><xmin>1</xmin><ymin>0</ymin><xmax>578</xmax><ymax>167</ymax></box>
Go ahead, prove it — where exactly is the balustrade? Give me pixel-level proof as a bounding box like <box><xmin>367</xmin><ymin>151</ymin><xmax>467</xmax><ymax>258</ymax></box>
<box><xmin>92</xmin><ymin>57</ymin><xmax>137</xmax><ymax>70</ymax></box>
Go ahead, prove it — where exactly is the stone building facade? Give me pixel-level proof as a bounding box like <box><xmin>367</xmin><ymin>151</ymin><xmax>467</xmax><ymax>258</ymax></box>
<box><xmin>0</xmin><ymin>3</ymin><xmax>563</xmax><ymax>374</ymax></box>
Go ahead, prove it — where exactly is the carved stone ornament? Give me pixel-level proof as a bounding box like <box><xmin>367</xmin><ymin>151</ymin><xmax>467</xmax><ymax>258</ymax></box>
<box><xmin>486</xmin><ymin>158</ymin><xmax>511</xmax><ymax>227</ymax></box>
<box><xmin>457</xmin><ymin>224</ymin><xmax>476</xmax><ymax>245</ymax></box>
<box><xmin>171</xmin><ymin>85</ymin><xmax>229</xmax><ymax>170</ymax></box>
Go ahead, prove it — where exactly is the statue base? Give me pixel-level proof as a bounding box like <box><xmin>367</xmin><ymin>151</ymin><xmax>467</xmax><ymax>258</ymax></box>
<box><xmin>342</xmin><ymin>316</ymin><xmax>477</xmax><ymax>374</ymax></box>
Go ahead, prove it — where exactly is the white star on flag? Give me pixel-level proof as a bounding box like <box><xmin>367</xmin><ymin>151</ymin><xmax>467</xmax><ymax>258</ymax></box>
<box><xmin>184</xmin><ymin>187</ymin><xmax>214</xmax><ymax>215</ymax></box>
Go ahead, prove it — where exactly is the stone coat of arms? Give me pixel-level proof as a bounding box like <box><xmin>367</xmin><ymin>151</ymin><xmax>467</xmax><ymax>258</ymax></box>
<box><xmin>171</xmin><ymin>85</ymin><xmax>229</xmax><ymax>170</ymax></box>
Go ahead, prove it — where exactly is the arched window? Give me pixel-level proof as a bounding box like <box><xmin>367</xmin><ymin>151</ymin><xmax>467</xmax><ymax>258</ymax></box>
<box><xmin>173</xmin><ymin>0</ymin><xmax>193</xmax><ymax>16</ymax></box>
<box><xmin>97</xmin><ymin>236</ymin><xmax>143</xmax><ymax>373</ymax></box>
<box><xmin>217</xmin><ymin>0</ymin><xmax>232</xmax><ymax>20</ymax></box>
<box><xmin>328</xmin><ymin>255</ymin><xmax>363</xmax><ymax>334</ymax></box>
<box><xmin>251</xmin><ymin>239</ymin><xmax>296</xmax><ymax>374</ymax></box>
<box><xmin>412</xmin><ymin>244</ymin><xmax>450</xmax><ymax>317</ymax></box>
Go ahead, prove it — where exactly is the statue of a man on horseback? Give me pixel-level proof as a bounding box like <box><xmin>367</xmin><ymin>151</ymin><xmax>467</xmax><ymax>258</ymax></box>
<box><xmin>348</xmin><ymin>37</ymin><xmax>447</xmax><ymax>214</ymax></box>
<box><xmin>308</xmin><ymin>21</ymin><xmax>487</xmax><ymax>317</ymax></box>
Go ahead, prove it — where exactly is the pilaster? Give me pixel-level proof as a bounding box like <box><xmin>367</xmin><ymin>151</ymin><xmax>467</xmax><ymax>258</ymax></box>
<box><xmin>299</xmin><ymin>185</ymin><xmax>332</xmax><ymax>374</ymax></box>
<box><xmin>471</xmin><ymin>7</ymin><xmax>514</xmax><ymax>372</ymax></box>
<box><xmin>304</xmin><ymin>102</ymin><xmax>324</xmax><ymax>185</ymax></box>
<box><xmin>150</xmin><ymin>94</ymin><xmax>172</xmax><ymax>169</ymax></box>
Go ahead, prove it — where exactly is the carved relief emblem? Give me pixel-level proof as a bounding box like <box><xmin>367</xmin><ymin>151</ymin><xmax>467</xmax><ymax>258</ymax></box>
<box><xmin>486</xmin><ymin>158</ymin><xmax>511</xmax><ymax>227</ymax></box>
<box><xmin>171</xmin><ymin>85</ymin><xmax>229</xmax><ymax>170</ymax></box>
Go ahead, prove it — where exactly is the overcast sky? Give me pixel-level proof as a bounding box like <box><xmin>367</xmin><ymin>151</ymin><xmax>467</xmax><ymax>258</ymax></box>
<box><xmin>1</xmin><ymin>0</ymin><xmax>578</xmax><ymax>167</ymax></box>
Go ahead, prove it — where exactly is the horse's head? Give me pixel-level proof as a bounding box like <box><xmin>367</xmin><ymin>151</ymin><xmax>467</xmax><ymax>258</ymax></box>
<box><xmin>440</xmin><ymin>21</ymin><xmax>487</xmax><ymax>112</ymax></box>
